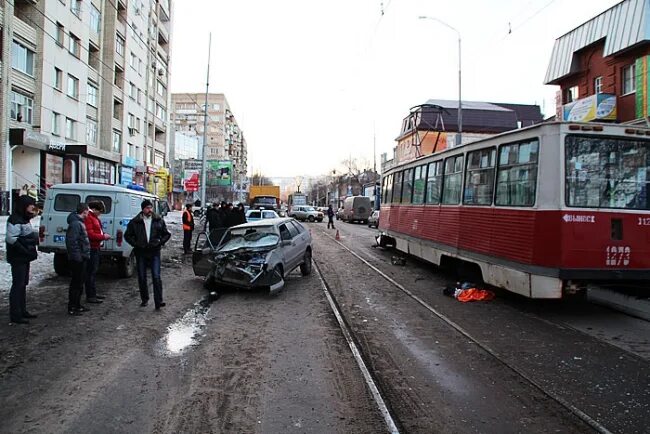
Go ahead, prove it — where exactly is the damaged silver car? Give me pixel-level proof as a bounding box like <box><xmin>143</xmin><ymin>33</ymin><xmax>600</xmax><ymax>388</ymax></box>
<box><xmin>192</xmin><ymin>218</ymin><xmax>312</xmax><ymax>294</ymax></box>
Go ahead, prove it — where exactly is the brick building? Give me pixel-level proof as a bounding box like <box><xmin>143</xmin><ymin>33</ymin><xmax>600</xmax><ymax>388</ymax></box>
<box><xmin>545</xmin><ymin>0</ymin><xmax>649</xmax><ymax>124</ymax></box>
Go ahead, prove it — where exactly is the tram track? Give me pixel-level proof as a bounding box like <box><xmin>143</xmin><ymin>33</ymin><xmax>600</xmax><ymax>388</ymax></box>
<box><xmin>314</xmin><ymin>227</ymin><xmax>614</xmax><ymax>434</ymax></box>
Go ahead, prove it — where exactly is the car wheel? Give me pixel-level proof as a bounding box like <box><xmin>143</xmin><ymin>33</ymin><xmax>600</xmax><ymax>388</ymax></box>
<box><xmin>118</xmin><ymin>252</ymin><xmax>136</xmax><ymax>278</ymax></box>
<box><xmin>308</xmin><ymin>215</ymin><xmax>315</xmax><ymax>222</ymax></box>
<box><xmin>300</xmin><ymin>249</ymin><xmax>312</xmax><ymax>276</ymax></box>
<box><xmin>53</xmin><ymin>253</ymin><xmax>70</xmax><ymax>276</ymax></box>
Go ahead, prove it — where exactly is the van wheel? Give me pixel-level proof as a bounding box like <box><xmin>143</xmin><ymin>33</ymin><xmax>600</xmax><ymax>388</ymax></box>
<box><xmin>118</xmin><ymin>252</ymin><xmax>136</xmax><ymax>278</ymax></box>
<box><xmin>53</xmin><ymin>253</ymin><xmax>70</xmax><ymax>276</ymax></box>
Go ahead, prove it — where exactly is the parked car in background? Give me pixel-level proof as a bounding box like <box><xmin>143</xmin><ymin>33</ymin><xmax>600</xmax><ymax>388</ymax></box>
<box><xmin>288</xmin><ymin>205</ymin><xmax>323</xmax><ymax>222</ymax></box>
<box><xmin>246</xmin><ymin>209</ymin><xmax>280</xmax><ymax>222</ymax></box>
<box><xmin>342</xmin><ymin>196</ymin><xmax>372</xmax><ymax>223</ymax></box>
<box><xmin>368</xmin><ymin>210</ymin><xmax>380</xmax><ymax>228</ymax></box>
<box><xmin>336</xmin><ymin>207</ymin><xmax>344</xmax><ymax>220</ymax></box>
<box><xmin>192</xmin><ymin>218</ymin><xmax>312</xmax><ymax>294</ymax></box>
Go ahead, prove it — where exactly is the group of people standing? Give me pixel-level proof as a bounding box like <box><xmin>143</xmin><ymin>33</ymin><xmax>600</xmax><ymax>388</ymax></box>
<box><xmin>181</xmin><ymin>201</ymin><xmax>247</xmax><ymax>254</ymax></box>
<box><xmin>6</xmin><ymin>198</ymin><xmax>171</xmax><ymax>324</ymax></box>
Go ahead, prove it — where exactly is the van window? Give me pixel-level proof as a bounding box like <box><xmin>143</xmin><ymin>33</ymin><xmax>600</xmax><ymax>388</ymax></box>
<box><xmin>86</xmin><ymin>195</ymin><xmax>113</xmax><ymax>213</ymax></box>
<box><xmin>54</xmin><ymin>194</ymin><xmax>81</xmax><ymax>212</ymax></box>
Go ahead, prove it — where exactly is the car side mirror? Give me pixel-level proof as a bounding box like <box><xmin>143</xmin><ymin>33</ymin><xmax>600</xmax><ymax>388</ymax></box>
<box><xmin>281</xmin><ymin>240</ymin><xmax>292</xmax><ymax>247</ymax></box>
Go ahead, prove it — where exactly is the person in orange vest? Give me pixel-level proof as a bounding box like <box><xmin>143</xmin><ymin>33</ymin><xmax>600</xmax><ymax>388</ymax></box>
<box><xmin>182</xmin><ymin>203</ymin><xmax>195</xmax><ymax>254</ymax></box>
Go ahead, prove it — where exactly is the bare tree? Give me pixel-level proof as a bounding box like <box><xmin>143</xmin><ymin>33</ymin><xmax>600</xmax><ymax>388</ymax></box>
<box><xmin>251</xmin><ymin>172</ymin><xmax>272</xmax><ymax>186</ymax></box>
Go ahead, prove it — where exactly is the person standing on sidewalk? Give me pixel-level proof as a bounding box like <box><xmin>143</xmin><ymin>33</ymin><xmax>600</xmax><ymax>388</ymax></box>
<box><xmin>124</xmin><ymin>199</ymin><xmax>171</xmax><ymax>310</ymax></box>
<box><xmin>66</xmin><ymin>203</ymin><xmax>91</xmax><ymax>316</ymax></box>
<box><xmin>182</xmin><ymin>203</ymin><xmax>194</xmax><ymax>254</ymax></box>
<box><xmin>5</xmin><ymin>196</ymin><xmax>39</xmax><ymax>324</ymax></box>
<box><xmin>84</xmin><ymin>201</ymin><xmax>111</xmax><ymax>304</ymax></box>
<box><xmin>327</xmin><ymin>204</ymin><xmax>336</xmax><ymax>229</ymax></box>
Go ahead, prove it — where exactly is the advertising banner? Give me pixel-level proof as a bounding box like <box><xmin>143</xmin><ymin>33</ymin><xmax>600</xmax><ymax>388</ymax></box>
<box><xmin>207</xmin><ymin>160</ymin><xmax>233</xmax><ymax>187</ymax></box>
<box><xmin>562</xmin><ymin>93</ymin><xmax>617</xmax><ymax>122</ymax></box>
<box><xmin>183</xmin><ymin>169</ymin><xmax>200</xmax><ymax>192</ymax></box>
<box><xmin>636</xmin><ymin>56</ymin><xmax>650</xmax><ymax>119</ymax></box>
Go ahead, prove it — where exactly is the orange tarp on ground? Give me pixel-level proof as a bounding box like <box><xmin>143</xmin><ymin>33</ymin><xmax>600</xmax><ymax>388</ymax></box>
<box><xmin>456</xmin><ymin>288</ymin><xmax>495</xmax><ymax>302</ymax></box>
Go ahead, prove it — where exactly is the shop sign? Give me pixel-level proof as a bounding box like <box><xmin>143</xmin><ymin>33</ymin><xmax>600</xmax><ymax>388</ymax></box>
<box><xmin>88</xmin><ymin>158</ymin><xmax>114</xmax><ymax>184</ymax></box>
<box><xmin>48</xmin><ymin>141</ymin><xmax>67</xmax><ymax>153</ymax></box>
<box><xmin>206</xmin><ymin>160</ymin><xmax>232</xmax><ymax>187</ymax></box>
<box><xmin>146</xmin><ymin>166</ymin><xmax>157</xmax><ymax>175</ymax></box>
<box><xmin>135</xmin><ymin>166</ymin><xmax>146</xmax><ymax>174</ymax></box>
<box><xmin>24</xmin><ymin>131</ymin><xmax>50</xmax><ymax>148</ymax></box>
<box><xmin>120</xmin><ymin>167</ymin><xmax>134</xmax><ymax>186</ymax></box>
<box><xmin>183</xmin><ymin>169</ymin><xmax>200</xmax><ymax>192</ymax></box>
<box><xmin>562</xmin><ymin>94</ymin><xmax>617</xmax><ymax>122</ymax></box>
<box><xmin>122</xmin><ymin>156</ymin><xmax>137</xmax><ymax>168</ymax></box>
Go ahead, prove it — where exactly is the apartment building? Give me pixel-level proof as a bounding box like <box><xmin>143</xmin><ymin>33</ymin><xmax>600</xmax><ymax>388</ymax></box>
<box><xmin>0</xmin><ymin>0</ymin><xmax>173</xmax><ymax>214</ymax></box>
<box><xmin>171</xmin><ymin>92</ymin><xmax>248</xmax><ymax>200</ymax></box>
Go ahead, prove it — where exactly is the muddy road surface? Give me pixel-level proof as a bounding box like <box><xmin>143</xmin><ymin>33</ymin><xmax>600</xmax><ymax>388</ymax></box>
<box><xmin>0</xmin><ymin>213</ymin><xmax>384</xmax><ymax>433</ymax></box>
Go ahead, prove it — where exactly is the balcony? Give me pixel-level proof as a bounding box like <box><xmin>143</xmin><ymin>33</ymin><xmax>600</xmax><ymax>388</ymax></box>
<box><xmin>13</xmin><ymin>15</ymin><xmax>37</xmax><ymax>43</ymax></box>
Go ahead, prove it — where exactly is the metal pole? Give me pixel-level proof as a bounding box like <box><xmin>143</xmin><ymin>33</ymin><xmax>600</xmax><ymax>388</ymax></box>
<box><xmin>457</xmin><ymin>35</ymin><xmax>462</xmax><ymax>146</ymax></box>
<box><xmin>200</xmin><ymin>33</ymin><xmax>211</xmax><ymax>206</ymax></box>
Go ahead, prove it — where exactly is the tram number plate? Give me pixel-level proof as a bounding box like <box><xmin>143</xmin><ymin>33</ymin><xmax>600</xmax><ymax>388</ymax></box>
<box><xmin>638</xmin><ymin>217</ymin><xmax>650</xmax><ymax>226</ymax></box>
<box><xmin>605</xmin><ymin>246</ymin><xmax>631</xmax><ymax>266</ymax></box>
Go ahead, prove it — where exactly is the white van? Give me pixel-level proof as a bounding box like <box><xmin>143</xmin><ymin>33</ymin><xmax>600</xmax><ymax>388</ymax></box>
<box><xmin>342</xmin><ymin>196</ymin><xmax>372</xmax><ymax>224</ymax></box>
<box><xmin>38</xmin><ymin>183</ymin><xmax>168</xmax><ymax>277</ymax></box>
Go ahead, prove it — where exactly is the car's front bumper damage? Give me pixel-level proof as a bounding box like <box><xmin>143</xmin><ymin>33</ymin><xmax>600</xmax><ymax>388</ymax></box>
<box><xmin>213</xmin><ymin>250</ymin><xmax>284</xmax><ymax>294</ymax></box>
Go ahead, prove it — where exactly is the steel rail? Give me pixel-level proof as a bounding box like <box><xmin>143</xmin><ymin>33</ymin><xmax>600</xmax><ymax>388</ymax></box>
<box><xmin>313</xmin><ymin>260</ymin><xmax>401</xmax><ymax>434</ymax></box>
<box><xmin>317</xmin><ymin>229</ymin><xmax>612</xmax><ymax>434</ymax></box>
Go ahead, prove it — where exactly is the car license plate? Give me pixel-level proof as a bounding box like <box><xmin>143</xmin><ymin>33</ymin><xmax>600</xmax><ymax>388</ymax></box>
<box><xmin>53</xmin><ymin>235</ymin><xmax>65</xmax><ymax>243</ymax></box>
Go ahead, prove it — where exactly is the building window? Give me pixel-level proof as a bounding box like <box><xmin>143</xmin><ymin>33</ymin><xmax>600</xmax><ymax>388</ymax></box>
<box><xmin>86</xmin><ymin>118</ymin><xmax>98</xmax><ymax>145</ymax></box>
<box><xmin>127</xmin><ymin>113</ymin><xmax>136</xmax><ymax>129</ymax></box>
<box><xmin>115</xmin><ymin>35</ymin><xmax>125</xmax><ymax>56</ymax></box>
<box><xmin>70</xmin><ymin>0</ymin><xmax>82</xmax><ymax>17</ymax></box>
<box><xmin>90</xmin><ymin>5</ymin><xmax>101</xmax><ymax>33</ymax></box>
<box><xmin>87</xmin><ymin>82</ymin><xmax>98</xmax><ymax>107</ymax></box>
<box><xmin>52</xmin><ymin>112</ymin><xmax>60</xmax><ymax>135</ymax></box>
<box><xmin>67</xmin><ymin>74</ymin><xmax>79</xmax><ymax>99</ymax></box>
<box><xmin>565</xmin><ymin>86</ymin><xmax>578</xmax><ymax>103</ymax></box>
<box><xmin>622</xmin><ymin>64</ymin><xmax>636</xmax><ymax>95</ymax></box>
<box><xmin>130</xmin><ymin>52</ymin><xmax>137</xmax><ymax>69</ymax></box>
<box><xmin>137</xmin><ymin>89</ymin><xmax>142</xmax><ymax>104</ymax></box>
<box><xmin>65</xmin><ymin>118</ymin><xmax>75</xmax><ymax>140</ymax></box>
<box><xmin>156</xmin><ymin>81</ymin><xmax>166</xmax><ymax>97</ymax></box>
<box><xmin>54</xmin><ymin>67</ymin><xmax>63</xmax><ymax>90</ymax></box>
<box><xmin>112</xmin><ymin>130</ymin><xmax>122</xmax><ymax>153</ymax></box>
<box><xmin>56</xmin><ymin>23</ymin><xmax>65</xmax><ymax>45</ymax></box>
<box><xmin>11</xmin><ymin>91</ymin><xmax>33</xmax><ymax>124</ymax></box>
<box><xmin>128</xmin><ymin>82</ymin><xmax>136</xmax><ymax>99</ymax></box>
<box><xmin>594</xmin><ymin>76</ymin><xmax>603</xmax><ymax>94</ymax></box>
<box><xmin>156</xmin><ymin>104</ymin><xmax>166</xmax><ymax>120</ymax></box>
<box><xmin>68</xmin><ymin>33</ymin><xmax>80</xmax><ymax>58</ymax></box>
<box><xmin>11</xmin><ymin>41</ymin><xmax>34</xmax><ymax>76</ymax></box>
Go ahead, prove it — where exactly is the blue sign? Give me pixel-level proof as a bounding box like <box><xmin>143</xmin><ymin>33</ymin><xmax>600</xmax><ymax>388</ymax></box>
<box><xmin>120</xmin><ymin>167</ymin><xmax>134</xmax><ymax>186</ymax></box>
<box><xmin>122</xmin><ymin>156</ymin><xmax>137</xmax><ymax>168</ymax></box>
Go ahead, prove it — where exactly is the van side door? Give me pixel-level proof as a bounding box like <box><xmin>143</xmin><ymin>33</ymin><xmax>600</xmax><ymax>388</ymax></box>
<box><xmin>85</xmin><ymin>193</ymin><xmax>117</xmax><ymax>250</ymax></box>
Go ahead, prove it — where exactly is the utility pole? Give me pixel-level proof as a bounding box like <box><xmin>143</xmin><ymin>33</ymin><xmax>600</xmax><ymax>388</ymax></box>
<box><xmin>199</xmin><ymin>33</ymin><xmax>211</xmax><ymax>206</ymax></box>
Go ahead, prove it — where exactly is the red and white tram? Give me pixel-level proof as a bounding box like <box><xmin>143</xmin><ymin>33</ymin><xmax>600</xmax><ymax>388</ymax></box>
<box><xmin>379</xmin><ymin>122</ymin><xmax>650</xmax><ymax>298</ymax></box>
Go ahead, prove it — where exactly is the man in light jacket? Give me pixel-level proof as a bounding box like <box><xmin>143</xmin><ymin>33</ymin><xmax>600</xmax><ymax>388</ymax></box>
<box><xmin>5</xmin><ymin>195</ymin><xmax>39</xmax><ymax>324</ymax></box>
<box><xmin>66</xmin><ymin>203</ymin><xmax>91</xmax><ymax>316</ymax></box>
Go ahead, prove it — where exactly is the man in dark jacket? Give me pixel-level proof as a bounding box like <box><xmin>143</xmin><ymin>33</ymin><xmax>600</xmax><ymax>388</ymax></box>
<box><xmin>66</xmin><ymin>203</ymin><xmax>91</xmax><ymax>316</ymax></box>
<box><xmin>5</xmin><ymin>195</ymin><xmax>39</xmax><ymax>324</ymax></box>
<box><xmin>205</xmin><ymin>202</ymin><xmax>222</xmax><ymax>233</ymax></box>
<box><xmin>124</xmin><ymin>199</ymin><xmax>171</xmax><ymax>309</ymax></box>
<box><xmin>327</xmin><ymin>204</ymin><xmax>335</xmax><ymax>229</ymax></box>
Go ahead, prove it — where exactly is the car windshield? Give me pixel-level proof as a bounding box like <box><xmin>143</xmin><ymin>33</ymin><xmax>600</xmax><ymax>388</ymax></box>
<box><xmin>218</xmin><ymin>226</ymin><xmax>279</xmax><ymax>252</ymax></box>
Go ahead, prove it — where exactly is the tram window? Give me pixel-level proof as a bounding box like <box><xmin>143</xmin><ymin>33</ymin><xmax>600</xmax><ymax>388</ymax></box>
<box><xmin>464</xmin><ymin>148</ymin><xmax>496</xmax><ymax>206</ymax></box>
<box><xmin>393</xmin><ymin>171</ymin><xmax>403</xmax><ymax>203</ymax></box>
<box><xmin>413</xmin><ymin>165</ymin><xmax>427</xmax><ymax>205</ymax></box>
<box><xmin>402</xmin><ymin>168</ymin><xmax>414</xmax><ymax>204</ymax></box>
<box><xmin>565</xmin><ymin>135</ymin><xmax>650</xmax><ymax>210</ymax></box>
<box><xmin>384</xmin><ymin>174</ymin><xmax>393</xmax><ymax>203</ymax></box>
<box><xmin>495</xmin><ymin>139</ymin><xmax>539</xmax><ymax>206</ymax></box>
<box><xmin>426</xmin><ymin>161</ymin><xmax>443</xmax><ymax>204</ymax></box>
<box><xmin>442</xmin><ymin>156</ymin><xmax>464</xmax><ymax>204</ymax></box>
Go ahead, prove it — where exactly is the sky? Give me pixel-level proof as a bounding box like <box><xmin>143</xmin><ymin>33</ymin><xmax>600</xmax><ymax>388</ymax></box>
<box><xmin>170</xmin><ymin>0</ymin><xmax>623</xmax><ymax>178</ymax></box>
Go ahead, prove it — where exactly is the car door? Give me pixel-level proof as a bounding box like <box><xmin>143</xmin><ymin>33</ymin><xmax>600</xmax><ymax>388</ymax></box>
<box><xmin>289</xmin><ymin>220</ymin><xmax>310</xmax><ymax>256</ymax></box>
<box><xmin>278</xmin><ymin>223</ymin><xmax>301</xmax><ymax>270</ymax></box>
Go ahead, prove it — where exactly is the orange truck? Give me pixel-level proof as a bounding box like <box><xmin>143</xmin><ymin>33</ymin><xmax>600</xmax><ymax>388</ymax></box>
<box><xmin>249</xmin><ymin>185</ymin><xmax>280</xmax><ymax>210</ymax></box>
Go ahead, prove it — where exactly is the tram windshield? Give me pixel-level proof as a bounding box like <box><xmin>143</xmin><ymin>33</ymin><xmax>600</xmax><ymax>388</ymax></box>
<box><xmin>565</xmin><ymin>135</ymin><xmax>650</xmax><ymax>210</ymax></box>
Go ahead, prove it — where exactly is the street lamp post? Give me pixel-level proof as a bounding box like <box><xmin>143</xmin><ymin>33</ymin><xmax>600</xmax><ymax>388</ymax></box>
<box><xmin>418</xmin><ymin>16</ymin><xmax>462</xmax><ymax>147</ymax></box>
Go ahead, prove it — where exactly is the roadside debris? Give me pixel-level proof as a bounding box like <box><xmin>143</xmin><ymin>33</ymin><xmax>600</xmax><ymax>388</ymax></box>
<box><xmin>444</xmin><ymin>282</ymin><xmax>495</xmax><ymax>302</ymax></box>
<box><xmin>391</xmin><ymin>256</ymin><xmax>406</xmax><ymax>266</ymax></box>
